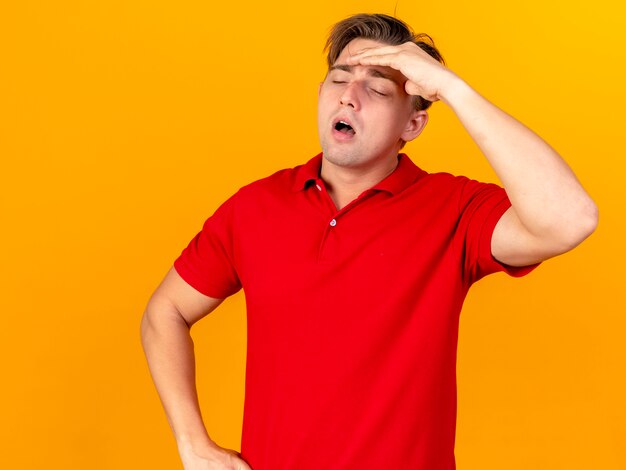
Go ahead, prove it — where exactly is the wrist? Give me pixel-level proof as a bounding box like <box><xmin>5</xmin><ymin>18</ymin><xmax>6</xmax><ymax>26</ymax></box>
<box><xmin>177</xmin><ymin>433</ymin><xmax>219</xmax><ymax>458</ymax></box>
<box><xmin>438</xmin><ymin>73</ymin><xmax>472</xmax><ymax>106</ymax></box>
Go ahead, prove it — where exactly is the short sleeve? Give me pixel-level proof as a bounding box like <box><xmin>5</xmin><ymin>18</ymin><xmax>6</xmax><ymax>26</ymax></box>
<box><xmin>173</xmin><ymin>194</ymin><xmax>242</xmax><ymax>299</ymax></box>
<box><xmin>458</xmin><ymin>178</ymin><xmax>539</xmax><ymax>284</ymax></box>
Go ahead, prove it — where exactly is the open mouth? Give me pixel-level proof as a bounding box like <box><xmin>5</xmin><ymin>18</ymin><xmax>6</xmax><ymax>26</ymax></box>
<box><xmin>334</xmin><ymin>120</ymin><xmax>355</xmax><ymax>136</ymax></box>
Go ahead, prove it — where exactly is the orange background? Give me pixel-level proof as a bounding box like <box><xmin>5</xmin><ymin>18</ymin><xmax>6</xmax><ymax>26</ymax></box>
<box><xmin>1</xmin><ymin>1</ymin><xmax>624</xmax><ymax>468</ymax></box>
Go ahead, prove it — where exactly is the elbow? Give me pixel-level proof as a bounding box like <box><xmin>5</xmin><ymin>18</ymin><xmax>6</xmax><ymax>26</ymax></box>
<box><xmin>140</xmin><ymin>307</ymin><xmax>155</xmax><ymax>347</ymax></box>
<box><xmin>583</xmin><ymin>199</ymin><xmax>599</xmax><ymax>237</ymax></box>
<box><xmin>140</xmin><ymin>296</ymin><xmax>164</xmax><ymax>346</ymax></box>
<box><xmin>573</xmin><ymin>197</ymin><xmax>599</xmax><ymax>243</ymax></box>
<box><xmin>140</xmin><ymin>294</ymin><xmax>192</xmax><ymax>345</ymax></box>
<box><xmin>553</xmin><ymin>198</ymin><xmax>599</xmax><ymax>253</ymax></box>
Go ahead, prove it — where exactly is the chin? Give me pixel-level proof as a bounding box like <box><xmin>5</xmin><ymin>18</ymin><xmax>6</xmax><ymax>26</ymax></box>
<box><xmin>322</xmin><ymin>149</ymin><xmax>363</xmax><ymax>168</ymax></box>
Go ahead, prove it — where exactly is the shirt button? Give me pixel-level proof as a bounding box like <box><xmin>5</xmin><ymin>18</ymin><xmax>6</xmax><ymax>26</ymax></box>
<box><xmin>330</xmin><ymin>219</ymin><xmax>337</xmax><ymax>227</ymax></box>
<box><xmin>316</xmin><ymin>184</ymin><xmax>322</xmax><ymax>191</ymax></box>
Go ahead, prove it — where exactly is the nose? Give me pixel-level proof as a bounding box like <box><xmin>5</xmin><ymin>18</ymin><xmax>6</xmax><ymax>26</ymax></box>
<box><xmin>339</xmin><ymin>82</ymin><xmax>361</xmax><ymax>111</ymax></box>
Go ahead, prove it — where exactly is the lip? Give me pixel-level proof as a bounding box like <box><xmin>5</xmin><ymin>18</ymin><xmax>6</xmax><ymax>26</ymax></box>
<box><xmin>331</xmin><ymin>116</ymin><xmax>357</xmax><ymax>141</ymax></box>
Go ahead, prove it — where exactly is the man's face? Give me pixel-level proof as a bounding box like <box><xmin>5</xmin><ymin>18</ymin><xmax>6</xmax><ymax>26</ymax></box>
<box><xmin>317</xmin><ymin>38</ymin><xmax>426</xmax><ymax>171</ymax></box>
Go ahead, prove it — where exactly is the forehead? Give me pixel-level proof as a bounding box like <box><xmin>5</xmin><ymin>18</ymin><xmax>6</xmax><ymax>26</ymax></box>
<box><xmin>335</xmin><ymin>38</ymin><xmax>391</xmax><ymax>62</ymax></box>
<box><xmin>332</xmin><ymin>38</ymin><xmax>406</xmax><ymax>85</ymax></box>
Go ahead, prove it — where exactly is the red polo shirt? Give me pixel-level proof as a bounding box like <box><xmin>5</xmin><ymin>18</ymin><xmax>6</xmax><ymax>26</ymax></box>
<box><xmin>174</xmin><ymin>153</ymin><xmax>537</xmax><ymax>470</ymax></box>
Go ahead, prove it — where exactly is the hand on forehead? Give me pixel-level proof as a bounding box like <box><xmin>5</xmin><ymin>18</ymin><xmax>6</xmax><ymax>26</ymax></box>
<box><xmin>340</xmin><ymin>38</ymin><xmax>387</xmax><ymax>60</ymax></box>
<box><xmin>336</xmin><ymin>38</ymin><xmax>408</xmax><ymax>83</ymax></box>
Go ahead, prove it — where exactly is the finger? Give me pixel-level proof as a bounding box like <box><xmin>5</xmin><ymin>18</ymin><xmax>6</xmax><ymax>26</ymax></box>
<box><xmin>345</xmin><ymin>53</ymin><xmax>400</xmax><ymax>69</ymax></box>
<box><xmin>346</xmin><ymin>48</ymin><xmax>398</xmax><ymax>64</ymax></box>
<box><xmin>405</xmin><ymin>82</ymin><xmax>439</xmax><ymax>102</ymax></box>
<box><xmin>348</xmin><ymin>44</ymin><xmax>405</xmax><ymax>58</ymax></box>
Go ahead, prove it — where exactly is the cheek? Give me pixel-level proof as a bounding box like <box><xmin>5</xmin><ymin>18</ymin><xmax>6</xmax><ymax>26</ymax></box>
<box><xmin>386</xmin><ymin>101</ymin><xmax>414</xmax><ymax>128</ymax></box>
<box><xmin>366</xmin><ymin>112</ymin><xmax>410</xmax><ymax>143</ymax></box>
<box><xmin>317</xmin><ymin>92</ymin><xmax>335</xmax><ymax>115</ymax></box>
<box><xmin>374</xmin><ymin>108</ymin><xmax>405</xmax><ymax>131</ymax></box>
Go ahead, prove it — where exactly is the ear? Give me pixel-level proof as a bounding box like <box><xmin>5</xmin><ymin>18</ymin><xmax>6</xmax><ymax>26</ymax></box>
<box><xmin>318</xmin><ymin>81</ymin><xmax>323</xmax><ymax>96</ymax></box>
<box><xmin>400</xmin><ymin>110</ymin><xmax>429</xmax><ymax>143</ymax></box>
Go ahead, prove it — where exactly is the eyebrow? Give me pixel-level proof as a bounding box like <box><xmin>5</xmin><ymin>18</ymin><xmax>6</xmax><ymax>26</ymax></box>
<box><xmin>329</xmin><ymin>64</ymin><xmax>399</xmax><ymax>84</ymax></box>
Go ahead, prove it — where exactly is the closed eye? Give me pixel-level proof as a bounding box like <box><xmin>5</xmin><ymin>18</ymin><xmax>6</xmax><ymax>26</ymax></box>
<box><xmin>371</xmin><ymin>89</ymin><xmax>387</xmax><ymax>96</ymax></box>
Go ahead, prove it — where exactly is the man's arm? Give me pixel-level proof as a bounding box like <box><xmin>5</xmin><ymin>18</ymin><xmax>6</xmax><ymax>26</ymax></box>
<box><xmin>141</xmin><ymin>267</ymin><xmax>252</xmax><ymax>470</ymax></box>
<box><xmin>346</xmin><ymin>43</ymin><xmax>598</xmax><ymax>266</ymax></box>
<box><xmin>438</xmin><ymin>78</ymin><xmax>598</xmax><ymax>266</ymax></box>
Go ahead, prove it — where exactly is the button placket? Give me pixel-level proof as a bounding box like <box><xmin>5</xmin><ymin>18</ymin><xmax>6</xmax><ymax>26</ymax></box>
<box><xmin>314</xmin><ymin>180</ymin><xmax>377</xmax><ymax>263</ymax></box>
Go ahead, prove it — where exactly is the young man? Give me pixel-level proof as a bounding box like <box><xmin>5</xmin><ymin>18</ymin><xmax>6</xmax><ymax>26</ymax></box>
<box><xmin>141</xmin><ymin>14</ymin><xmax>597</xmax><ymax>470</ymax></box>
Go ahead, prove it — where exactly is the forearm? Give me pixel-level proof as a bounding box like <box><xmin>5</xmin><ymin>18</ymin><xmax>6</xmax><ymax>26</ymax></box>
<box><xmin>440</xmin><ymin>77</ymin><xmax>598</xmax><ymax>245</ymax></box>
<box><xmin>140</xmin><ymin>299</ymin><xmax>216</xmax><ymax>451</ymax></box>
<box><xmin>141</xmin><ymin>270</ymin><xmax>250</xmax><ymax>469</ymax></box>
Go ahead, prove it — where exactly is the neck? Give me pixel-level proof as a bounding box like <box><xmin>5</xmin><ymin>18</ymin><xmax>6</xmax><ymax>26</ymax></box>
<box><xmin>321</xmin><ymin>155</ymin><xmax>399</xmax><ymax>210</ymax></box>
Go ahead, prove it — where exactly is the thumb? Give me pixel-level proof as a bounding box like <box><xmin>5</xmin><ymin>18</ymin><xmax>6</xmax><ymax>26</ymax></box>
<box><xmin>405</xmin><ymin>80</ymin><xmax>439</xmax><ymax>103</ymax></box>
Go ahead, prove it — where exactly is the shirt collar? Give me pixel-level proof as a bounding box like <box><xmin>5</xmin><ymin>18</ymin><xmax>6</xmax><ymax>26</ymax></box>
<box><xmin>371</xmin><ymin>153</ymin><xmax>424</xmax><ymax>195</ymax></box>
<box><xmin>292</xmin><ymin>153</ymin><xmax>324</xmax><ymax>192</ymax></box>
<box><xmin>292</xmin><ymin>153</ymin><xmax>424</xmax><ymax>195</ymax></box>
